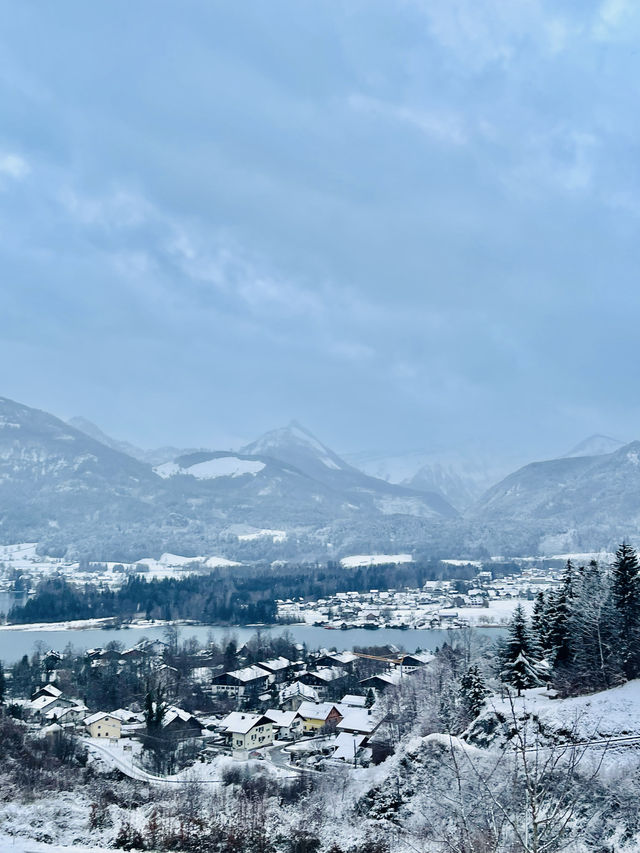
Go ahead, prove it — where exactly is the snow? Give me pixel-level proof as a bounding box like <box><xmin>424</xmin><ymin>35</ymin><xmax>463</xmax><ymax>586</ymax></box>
<box><xmin>487</xmin><ymin>679</ymin><xmax>640</xmax><ymax>742</ymax></box>
<box><xmin>238</xmin><ymin>528</ymin><xmax>288</xmax><ymax>543</ymax></box>
<box><xmin>154</xmin><ymin>456</ymin><xmax>265</xmax><ymax>479</ymax></box>
<box><xmin>340</xmin><ymin>554</ymin><xmax>413</xmax><ymax>568</ymax></box>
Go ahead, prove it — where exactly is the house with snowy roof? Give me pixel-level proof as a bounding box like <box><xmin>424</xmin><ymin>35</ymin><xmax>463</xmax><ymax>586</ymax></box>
<box><xmin>279</xmin><ymin>681</ymin><xmax>319</xmax><ymax>710</ymax></box>
<box><xmin>83</xmin><ymin>711</ymin><xmax>122</xmax><ymax>739</ymax></box>
<box><xmin>161</xmin><ymin>706</ymin><xmax>203</xmax><ymax>739</ymax></box>
<box><xmin>220</xmin><ymin>712</ymin><xmax>274</xmax><ymax>752</ymax></box>
<box><xmin>263</xmin><ymin>709</ymin><xmax>303</xmax><ymax>740</ymax></box>
<box><xmin>211</xmin><ymin>665</ymin><xmax>271</xmax><ymax>698</ymax></box>
<box><xmin>295</xmin><ymin>701</ymin><xmax>344</xmax><ymax>733</ymax></box>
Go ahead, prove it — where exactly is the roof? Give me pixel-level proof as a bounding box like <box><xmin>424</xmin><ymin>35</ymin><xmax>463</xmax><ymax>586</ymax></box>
<box><xmin>333</xmin><ymin>732</ymin><xmax>366</xmax><ymax>760</ymax></box>
<box><xmin>303</xmin><ymin>666</ymin><xmax>346</xmax><ymax>682</ymax></box>
<box><xmin>221</xmin><ymin>712</ymin><xmax>273</xmax><ymax>735</ymax></box>
<box><xmin>257</xmin><ymin>656</ymin><xmax>291</xmax><ymax>672</ymax></box>
<box><xmin>163</xmin><ymin>706</ymin><xmax>202</xmax><ymax>728</ymax></box>
<box><xmin>228</xmin><ymin>665</ymin><xmax>271</xmax><ymax>682</ymax></box>
<box><xmin>31</xmin><ymin>695</ymin><xmax>62</xmax><ymax>712</ymax></box>
<box><xmin>337</xmin><ymin>709</ymin><xmax>384</xmax><ymax>735</ymax></box>
<box><xmin>263</xmin><ymin>709</ymin><xmax>299</xmax><ymax>728</ymax></box>
<box><xmin>296</xmin><ymin>702</ymin><xmax>343</xmax><ymax>721</ymax></box>
<box><xmin>84</xmin><ymin>711</ymin><xmax>121</xmax><ymax>727</ymax></box>
<box><xmin>37</xmin><ymin>684</ymin><xmax>62</xmax><ymax>698</ymax></box>
<box><xmin>280</xmin><ymin>681</ymin><xmax>319</xmax><ymax>702</ymax></box>
<box><xmin>340</xmin><ymin>694</ymin><xmax>367</xmax><ymax>707</ymax></box>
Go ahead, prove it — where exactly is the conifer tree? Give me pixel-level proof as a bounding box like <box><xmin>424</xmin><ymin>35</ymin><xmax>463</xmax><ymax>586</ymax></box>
<box><xmin>500</xmin><ymin>604</ymin><xmax>545</xmax><ymax>693</ymax></box>
<box><xmin>459</xmin><ymin>664</ymin><xmax>487</xmax><ymax>719</ymax></box>
<box><xmin>530</xmin><ymin>591</ymin><xmax>549</xmax><ymax>653</ymax></box>
<box><xmin>611</xmin><ymin>542</ymin><xmax>640</xmax><ymax>679</ymax></box>
<box><xmin>547</xmin><ymin>560</ymin><xmax>575</xmax><ymax>670</ymax></box>
<box><xmin>569</xmin><ymin>560</ymin><xmax>622</xmax><ymax>692</ymax></box>
<box><xmin>502</xmin><ymin>651</ymin><xmax>543</xmax><ymax>696</ymax></box>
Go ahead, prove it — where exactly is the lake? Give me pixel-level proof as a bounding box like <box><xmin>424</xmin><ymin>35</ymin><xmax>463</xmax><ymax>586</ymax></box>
<box><xmin>0</xmin><ymin>620</ymin><xmax>505</xmax><ymax>664</ymax></box>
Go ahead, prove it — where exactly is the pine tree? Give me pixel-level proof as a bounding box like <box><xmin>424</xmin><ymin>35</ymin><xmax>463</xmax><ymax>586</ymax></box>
<box><xmin>569</xmin><ymin>560</ymin><xmax>622</xmax><ymax>693</ymax></box>
<box><xmin>530</xmin><ymin>591</ymin><xmax>549</xmax><ymax>653</ymax></box>
<box><xmin>365</xmin><ymin>688</ymin><xmax>375</xmax><ymax>708</ymax></box>
<box><xmin>502</xmin><ymin>651</ymin><xmax>543</xmax><ymax>696</ymax></box>
<box><xmin>611</xmin><ymin>542</ymin><xmax>640</xmax><ymax>679</ymax></box>
<box><xmin>547</xmin><ymin>560</ymin><xmax>575</xmax><ymax>670</ymax></box>
<box><xmin>459</xmin><ymin>664</ymin><xmax>487</xmax><ymax>719</ymax></box>
<box><xmin>500</xmin><ymin>604</ymin><xmax>544</xmax><ymax>694</ymax></box>
<box><xmin>0</xmin><ymin>661</ymin><xmax>5</xmax><ymax>705</ymax></box>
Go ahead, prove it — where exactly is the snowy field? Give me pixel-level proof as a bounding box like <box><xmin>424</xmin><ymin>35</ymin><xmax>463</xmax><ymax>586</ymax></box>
<box><xmin>340</xmin><ymin>554</ymin><xmax>414</xmax><ymax>568</ymax></box>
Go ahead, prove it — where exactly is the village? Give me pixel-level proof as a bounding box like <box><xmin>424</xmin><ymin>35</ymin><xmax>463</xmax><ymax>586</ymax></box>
<box><xmin>277</xmin><ymin>563</ymin><xmax>565</xmax><ymax>629</ymax></box>
<box><xmin>2</xmin><ymin>633</ymin><xmax>439</xmax><ymax>780</ymax></box>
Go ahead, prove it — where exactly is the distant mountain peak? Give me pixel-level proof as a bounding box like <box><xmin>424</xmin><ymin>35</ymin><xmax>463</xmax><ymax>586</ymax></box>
<box><xmin>563</xmin><ymin>434</ymin><xmax>626</xmax><ymax>459</ymax></box>
<box><xmin>241</xmin><ymin>422</ymin><xmax>347</xmax><ymax>472</ymax></box>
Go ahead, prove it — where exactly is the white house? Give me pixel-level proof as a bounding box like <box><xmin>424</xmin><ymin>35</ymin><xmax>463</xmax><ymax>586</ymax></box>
<box><xmin>220</xmin><ymin>712</ymin><xmax>274</xmax><ymax>752</ymax></box>
<box><xmin>263</xmin><ymin>709</ymin><xmax>303</xmax><ymax>741</ymax></box>
<box><xmin>84</xmin><ymin>712</ymin><xmax>122</xmax><ymax>739</ymax></box>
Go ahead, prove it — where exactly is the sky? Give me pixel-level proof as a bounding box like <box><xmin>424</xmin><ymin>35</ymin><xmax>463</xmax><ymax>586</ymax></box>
<box><xmin>0</xmin><ymin>0</ymin><xmax>639</xmax><ymax>461</ymax></box>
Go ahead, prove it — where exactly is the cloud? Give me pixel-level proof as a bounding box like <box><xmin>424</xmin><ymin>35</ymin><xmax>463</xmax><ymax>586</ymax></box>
<box><xmin>348</xmin><ymin>94</ymin><xmax>467</xmax><ymax>145</ymax></box>
<box><xmin>0</xmin><ymin>152</ymin><xmax>29</xmax><ymax>180</ymax></box>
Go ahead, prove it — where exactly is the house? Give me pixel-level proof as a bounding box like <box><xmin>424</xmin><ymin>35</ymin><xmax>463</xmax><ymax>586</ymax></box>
<box><xmin>44</xmin><ymin>704</ymin><xmax>88</xmax><ymax>725</ymax></box>
<box><xmin>315</xmin><ymin>652</ymin><xmax>358</xmax><ymax>671</ymax></box>
<box><xmin>295</xmin><ymin>701</ymin><xmax>344</xmax><ymax>734</ymax></box>
<box><xmin>332</xmin><ymin>731</ymin><xmax>367</xmax><ymax>764</ymax></box>
<box><xmin>297</xmin><ymin>667</ymin><xmax>347</xmax><ymax>697</ymax></box>
<box><xmin>359</xmin><ymin>671</ymin><xmax>403</xmax><ymax>693</ymax></box>
<box><xmin>31</xmin><ymin>684</ymin><xmax>63</xmax><ymax>702</ymax></box>
<box><xmin>211</xmin><ymin>665</ymin><xmax>271</xmax><ymax>698</ymax></box>
<box><xmin>279</xmin><ymin>681</ymin><xmax>319</xmax><ymax>710</ymax></box>
<box><xmin>340</xmin><ymin>694</ymin><xmax>367</xmax><ymax>708</ymax></box>
<box><xmin>84</xmin><ymin>712</ymin><xmax>122</xmax><ymax>739</ymax></box>
<box><xmin>220</xmin><ymin>712</ymin><xmax>274</xmax><ymax>752</ymax></box>
<box><xmin>395</xmin><ymin>652</ymin><xmax>435</xmax><ymax>674</ymax></box>
<box><xmin>256</xmin><ymin>657</ymin><xmax>292</xmax><ymax>683</ymax></box>
<box><xmin>162</xmin><ymin>707</ymin><xmax>203</xmax><ymax>739</ymax></box>
<box><xmin>263</xmin><ymin>709</ymin><xmax>303</xmax><ymax>741</ymax></box>
<box><xmin>337</xmin><ymin>708</ymin><xmax>384</xmax><ymax>737</ymax></box>
<box><xmin>30</xmin><ymin>694</ymin><xmax>77</xmax><ymax>719</ymax></box>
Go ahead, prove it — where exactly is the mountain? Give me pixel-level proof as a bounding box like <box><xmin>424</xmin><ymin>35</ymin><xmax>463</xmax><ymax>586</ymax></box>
<box><xmin>0</xmin><ymin>399</ymin><xmax>458</xmax><ymax>561</ymax></box>
<box><xmin>563</xmin><ymin>434</ymin><xmax>626</xmax><ymax>458</ymax></box>
<box><xmin>240</xmin><ymin>422</ymin><xmax>458</xmax><ymax>519</ymax></box>
<box><xmin>344</xmin><ymin>447</ymin><xmax>524</xmax><ymax>511</ymax></box>
<box><xmin>469</xmin><ymin>441</ymin><xmax>640</xmax><ymax>553</ymax></box>
<box><xmin>68</xmin><ymin>416</ymin><xmax>200</xmax><ymax>465</ymax></box>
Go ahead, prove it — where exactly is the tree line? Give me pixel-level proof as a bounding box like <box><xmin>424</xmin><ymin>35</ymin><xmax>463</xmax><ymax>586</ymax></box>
<box><xmin>499</xmin><ymin>542</ymin><xmax>640</xmax><ymax>696</ymax></box>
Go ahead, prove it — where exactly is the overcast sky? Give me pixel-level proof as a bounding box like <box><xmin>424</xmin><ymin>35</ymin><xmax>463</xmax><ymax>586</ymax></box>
<box><xmin>0</xmin><ymin>0</ymin><xmax>639</xmax><ymax>460</ymax></box>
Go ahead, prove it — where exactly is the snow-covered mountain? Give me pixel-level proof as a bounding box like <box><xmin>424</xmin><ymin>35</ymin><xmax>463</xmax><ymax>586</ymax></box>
<box><xmin>68</xmin><ymin>416</ymin><xmax>201</xmax><ymax>465</ymax></box>
<box><xmin>469</xmin><ymin>440</ymin><xmax>640</xmax><ymax>552</ymax></box>
<box><xmin>240</xmin><ymin>422</ymin><xmax>458</xmax><ymax>518</ymax></box>
<box><xmin>0</xmin><ymin>399</ymin><xmax>458</xmax><ymax>560</ymax></box>
<box><xmin>344</xmin><ymin>447</ymin><xmax>524</xmax><ymax>511</ymax></box>
<box><xmin>563</xmin><ymin>433</ymin><xmax>626</xmax><ymax>458</ymax></box>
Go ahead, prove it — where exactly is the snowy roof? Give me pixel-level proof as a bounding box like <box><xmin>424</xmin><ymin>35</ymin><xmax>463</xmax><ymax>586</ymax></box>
<box><xmin>257</xmin><ymin>656</ymin><xmax>291</xmax><ymax>672</ymax></box>
<box><xmin>110</xmin><ymin>708</ymin><xmax>144</xmax><ymax>723</ymax></box>
<box><xmin>30</xmin><ymin>695</ymin><xmax>61</xmax><ymax>711</ymax></box>
<box><xmin>228</xmin><ymin>664</ymin><xmax>271</xmax><ymax>682</ymax></box>
<box><xmin>306</xmin><ymin>666</ymin><xmax>346</xmax><ymax>682</ymax></box>
<box><xmin>325</xmin><ymin>652</ymin><xmax>358</xmax><ymax>665</ymax></box>
<box><xmin>333</xmin><ymin>732</ymin><xmax>366</xmax><ymax>760</ymax></box>
<box><xmin>263</xmin><ymin>709</ymin><xmax>299</xmax><ymax>728</ymax></box>
<box><xmin>221</xmin><ymin>712</ymin><xmax>273</xmax><ymax>735</ymax></box>
<box><xmin>36</xmin><ymin>684</ymin><xmax>62</xmax><ymax>698</ymax></box>
<box><xmin>84</xmin><ymin>711</ymin><xmax>120</xmax><ymax>727</ymax></box>
<box><xmin>296</xmin><ymin>702</ymin><xmax>343</xmax><ymax>721</ymax></box>
<box><xmin>163</xmin><ymin>706</ymin><xmax>201</xmax><ymax>727</ymax></box>
<box><xmin>340</xmin><ymin>694</ymin><xmax>367</xmax><ymax>707</ymax></box>
<box><xmin>337</xmin><ymin>709</ymin><xmax>384</xmax><ymax>735</ymax></box>
<box><xmin>280</xmin><ymin>681</ymin><xmax>318</xmax><ymax>702</ymax></box>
